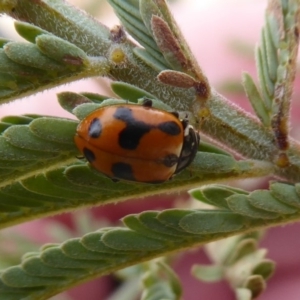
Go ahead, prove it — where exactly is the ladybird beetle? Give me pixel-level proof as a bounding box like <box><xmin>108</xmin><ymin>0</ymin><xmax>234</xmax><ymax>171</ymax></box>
<box><xmin>74</xmin><ymin>99</ymin><xmax>200</xmax><ymax>183</ymax></box>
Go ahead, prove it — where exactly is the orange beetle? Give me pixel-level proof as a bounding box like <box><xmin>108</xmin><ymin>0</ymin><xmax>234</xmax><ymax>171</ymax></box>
<box><xmin>74</xmin><ymin>99</ymin><xmax>199</xmax><ymax>183</ymax></box>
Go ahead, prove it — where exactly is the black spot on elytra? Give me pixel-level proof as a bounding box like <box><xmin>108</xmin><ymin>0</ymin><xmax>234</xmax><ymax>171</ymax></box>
<box><xmin>83</xmin><ymin>147</ymin><xmax>96</xmax><ymax>163</ymax></box>
<box><xmin>114</xmin><ymin>107</ymin><xmax>151</xmax><ymax>150</ymax></box>
<box><xmin>111</xmin><ymin>162</ymin><xmax>135</xmax><ymax>181</ymax></box>
<box><xmin>119</xmin><ymin>125</ymin><xmax>152</xmax><ymax>149</ymax></box>
<box><xmin>162</xmin><ymin>154</ymin><xmax>178</xmax><ymax>167</ymax></box>
<box><xmin>147</xmin><ymin>179</ymin><xmax>166</xmax><ymax>184</ymax></box>
<box><xmin>88</xmin><ymin>118</ymin><xmax>102</xmax><ymax>138</ymax></box>
<box><xmin>157</xmin><ymin>121</ymin><xmax>181</xmax><ymax>135</ymax></box>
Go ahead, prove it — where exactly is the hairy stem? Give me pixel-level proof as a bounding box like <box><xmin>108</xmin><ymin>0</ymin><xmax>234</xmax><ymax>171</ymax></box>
<box><xmin>3</xmin><ymin>0</ymin><xmax>300</xmax><ymax>182</ymax></box>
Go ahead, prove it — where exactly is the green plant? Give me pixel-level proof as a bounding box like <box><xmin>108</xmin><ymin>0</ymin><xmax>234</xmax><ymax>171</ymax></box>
<box><xmin>0</xmin><ymin>0</ymin><xmax>299</xmax><ymax>299</ymax></box>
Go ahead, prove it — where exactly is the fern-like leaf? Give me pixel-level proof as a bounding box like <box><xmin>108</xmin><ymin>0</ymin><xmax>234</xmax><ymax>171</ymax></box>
<box><xmin>1</xmin><ymin>180</ymin><xmax>300</xmax><ymax>299</ymax></box>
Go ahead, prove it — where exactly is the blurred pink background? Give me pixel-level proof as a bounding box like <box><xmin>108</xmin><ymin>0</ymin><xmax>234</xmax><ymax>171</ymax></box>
<box><xmin>1</xmin><ymin>1</ymin><xmax>300</xmax><ymax>299</ymax></box>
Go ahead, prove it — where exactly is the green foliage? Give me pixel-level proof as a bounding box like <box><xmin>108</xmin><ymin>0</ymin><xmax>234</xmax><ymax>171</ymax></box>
<box><xmin>192</xmin><ymin>235</ymin><xmax>275</xmax><ymax>299</ymax></box>
<box><xmin>0</xmin><ymin>181</ymin><xmax>299</xmax><ymax>299</ymax></box>
<box><xmin>0</xmin><ymin>187</ymin><xmax>294</xmax><ymax>299</ymax></box>
<box><xmin>0</xmin><ymin>0</ymin><xmax>299</xmax><ymax>299</ymax></box>
<box><xmin>141</xmin><ymin>261</ymin><xmax>182</xmax><ymax>300</ymax></box>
